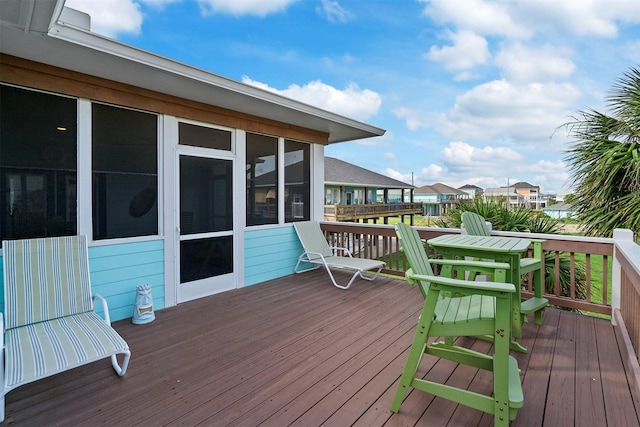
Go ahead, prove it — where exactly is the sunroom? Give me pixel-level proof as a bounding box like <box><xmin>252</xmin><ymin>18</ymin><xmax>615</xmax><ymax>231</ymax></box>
<box><xmin>0</xmin><ymin>0</ymin><xmax>385</xmax><ymax>320</ymax></box>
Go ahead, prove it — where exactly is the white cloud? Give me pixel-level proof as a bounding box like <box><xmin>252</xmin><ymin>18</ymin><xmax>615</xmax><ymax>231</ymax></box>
<box><xmin>384</xmin><ymin>168</ymin><xmax>411</xmax><ymax>183</ymax></box>
<box><xmin>420</xmin><ymin>0</ymin><xmax>531</xmax><ymax>38</ymax></box>
<box><xmin>420</xmin><ymin>164</ymin><xmax>445</xmax><ymax>180</ymax></box>
<box><xmin>393</xmin><ymin>80</ymin><xmax>580</xmax><ymax>144</ymax></box>
<box><xmin>384</xmin><ymin>152</ymin><xmax>396</xmax><ymax>159</ymax></box>
<box><xmin>439</xmin><ymin>80</ymin><xmax>580</xmax><ymax>142</ymax></box>
<box><xmin>140</xmin><ymin>0</ymin><xmax>179</xmax><ymax>8</ymax></box>
<box><xmin>65</xmin><ymin>0</ymin><xmax>143</xmax><ymax>38</ymax></box>
<box><xmin>422</xmin><ymin>0</ymin><xmax>640</xmax><ymax>39</ymax></box>
<box><xmin>395</xmin><ymin>79</ymin><xmax>580</xmax><ymax>145</ymax></box>
<box><xmin>406</xmin><ymin>143</ymin><xmax>571</xmax><ymax>192</ymax></box>
<box><xmin>242</xmin><ymin>77</ymin><xmax>381</xmax><ymax>121</ymax></box>
<box><xmin>196</xmin><ymin>0</ymin><xmax>297</xmax><ymax>16</ymax></box>
<box><xmin>528</xmin><ymin>159</ymin><xmax>570</xmax><ymax>193</ymax></box>
<box><xmin>426</xmin><ymin>30</ymin><xmax>491</xmax><ymax>71</ymax></box>
<box><xmin>495</xmin><ymin>43</ymin><xmax>575</xmax><ymax>82</ymax></box>
<box><xmin>443</xmin><ymin>141</ymin><xmax>521</xmax><ymax>162</ymax></box>
<box><xmin>514</xmin><ymin>0</ymin><xmax>640</xmax><ymax>37</ymax></box>
<box><xmin>316</xmin><ymin>0</ymin><xmax>354</xmax><ymax>23</ymax></box>
<box><xmin>392</xmin><ymin>107</ymin><xmax>431</xmax><ymax>131</ymax></box>
<box><xmin>442</xmin><ymin>141</ymin><xmax>523</xmax><ymax>173</ymax></box>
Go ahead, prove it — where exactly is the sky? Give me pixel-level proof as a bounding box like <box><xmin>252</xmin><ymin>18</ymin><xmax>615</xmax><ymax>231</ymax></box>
<box><xmin>64</xmin><ymin>0</ymin><xmax>640</xmax><ymax>194</ymax></box>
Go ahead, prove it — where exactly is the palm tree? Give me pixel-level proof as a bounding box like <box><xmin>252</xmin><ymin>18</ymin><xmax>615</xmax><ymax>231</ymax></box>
<box><xmin>563</xmin><ymin>66</ymin><xmax>640</xmax><ymax>237</ymax></box>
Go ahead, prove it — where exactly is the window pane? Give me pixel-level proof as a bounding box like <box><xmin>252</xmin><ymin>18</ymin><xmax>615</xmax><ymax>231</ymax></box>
<box><xmin>0</xmin><ymin>85</ymin><xmax>77</xmax><ymax>243</ymax></box>
<box><xmin>179</xmin><ymin>122</ymin><xmax>232</xmax><ymax>151</ymax></box>
<box><xmin>246</xmin><ymin>133</ymin><xmax>278</xmax><ymax>226</ymax></box>
<box><xmin>284</xmin><ymin>140</ymin><xmax>310</xmax><ymax>222</ymax></box>
<box><xmin>92</xmin><ymin>104</ymin><xmax>158</xmax><ymax>239</ymax></box>
<box><xmin>180</xmin><ymin>236</ymin><xmax>233</xmax><ymax>283</ymax></box>
<box><xmin>180</xmin><ymin>156</ymin><xmax>233</xmax><ymax>234</ymax></box>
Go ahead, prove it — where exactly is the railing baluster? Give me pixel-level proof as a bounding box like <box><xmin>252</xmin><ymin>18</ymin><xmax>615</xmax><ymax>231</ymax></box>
<box><xmin>555</xmin><ymin>251</ymin><xmax>561</xmax><ymax>296</ymax></box>
<box><xmin>586</xmin><ymin>254</ymin><xmax>591</xmax><ymax>302</ymax></box>
<box><xmin>570</xmin><ymin>252</ymin><xmax>576</xmax><ymax>299</ymax></box>
<box><xmin>602</xmin><ymin>255</ymin><xmax>609</xmax><ymax>306</ymax></box>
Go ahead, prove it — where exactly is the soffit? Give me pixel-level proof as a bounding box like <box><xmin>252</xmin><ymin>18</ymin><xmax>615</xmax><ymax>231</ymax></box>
<box><xmin>0</xmin><ymin>0</ymin><xmax>385</xmax><ymax>144</ymax></box>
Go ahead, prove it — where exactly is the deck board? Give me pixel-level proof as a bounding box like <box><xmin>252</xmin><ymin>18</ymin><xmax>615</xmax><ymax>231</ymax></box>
<box><xmin>3</xmin><ymin>269</ymin><xmax>639</xmax><ymax>426</ymax></box>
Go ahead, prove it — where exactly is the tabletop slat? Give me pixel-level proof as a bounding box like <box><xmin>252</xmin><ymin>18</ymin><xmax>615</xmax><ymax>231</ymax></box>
<box><xmin>427</xmin><ymin>234</ymin><xmax>531</xmax><ymax>253</ymax></box>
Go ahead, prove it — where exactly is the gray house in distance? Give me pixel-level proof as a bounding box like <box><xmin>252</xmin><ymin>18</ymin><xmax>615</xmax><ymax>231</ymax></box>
<box><xmin>459</xmin><ymin>184</ymin><xmax>484</xmax><ymax>199</ymax></box>
<box><xmin>324</xmin><ymin>157</ymin><xmax>421</xmax><ymax>223</ymax></box>
<box><xmin>413</xmin><ymin>183</ymin><xmax>470</xmax><ymax>216</ymax></box>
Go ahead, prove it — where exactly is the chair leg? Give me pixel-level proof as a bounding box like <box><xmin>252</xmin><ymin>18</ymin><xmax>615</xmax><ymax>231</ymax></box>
<box><xmin>293</xmin><ymin>256</ymin><xmax>321</xmax><ymax>274</ymax></box>
<box><xmin>111</xmin><ymin>350</ymin><xmax>131</xmax><ymax>376</ymax></box>
<box><xmin>391</xmin><ymin>300</ymin><xmax>435</xmax><ymax>412</ymax></box>
<box><xmin>358</xmin><ymin>266</ymin><xmax>383</xmax><ymax>281</ymax></box>
<box><xmin>492</xmin><ymin>298</ymin><xmax>520</xmax><ymax>426</ymax></box>
<box><xmin>533</xmin><ymin>269</ymin><xmax>544</xmax><ymax>325</ymax></box>
<box><xmin>390</xmin><ymin>334</ymin><xmax>427</xmax><ymax>412</ymax></box>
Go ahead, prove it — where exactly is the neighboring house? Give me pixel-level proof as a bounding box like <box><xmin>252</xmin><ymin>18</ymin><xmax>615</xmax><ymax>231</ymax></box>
<box><xmin>543</xmin><ymin>202</ymin><xmax>577</xmax><ymax>219</ymax></box>
<box><xmin>0</xmin><ymin>1</ymin><xmax>384</xmax><ymax>321</ymax></box>
<box><xmin>485</xmin><ymin>182</ymin><xmax>549</xmax><ymax>209</ymax></box>
<box><xmin>555</xmin><ymin>190</ymin><xmax>573</xmax><ymax>203</ymax></box>
<box><xmin>484</xmin><ymin>186</ymin><xmax>526</xmax><ymax>207</ymax></box>
<box><xmin>323</xmin><ymin>157</ymin><xmax>420</xmax><ymax>222</ymax></box>
<box><xmin>413</xmin><ymin>183</ymin><xmax>470</xmax><ymax>216</ymax></box>
<box><xmin>513</xmin><ymin>181</ymin><xmax>547</xmax><ymax>209</ymax></box>
<box><xmin>458</xmin><ymin>184</ymin><xmax>484</xmax><ymax>199</ymax></box>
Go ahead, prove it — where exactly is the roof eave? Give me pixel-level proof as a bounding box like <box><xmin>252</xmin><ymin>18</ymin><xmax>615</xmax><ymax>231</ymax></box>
<box><xmin>1</xmin><ymin>0</ymin><xmax>385</xmax><ymax>144</ymax></box>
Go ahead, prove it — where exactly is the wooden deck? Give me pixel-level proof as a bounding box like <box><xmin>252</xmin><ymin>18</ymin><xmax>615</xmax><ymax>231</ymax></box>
<box><xmin>5</xmin><ymin>269</ymin><xmax>639</xmax><ymax>426</ymax></box>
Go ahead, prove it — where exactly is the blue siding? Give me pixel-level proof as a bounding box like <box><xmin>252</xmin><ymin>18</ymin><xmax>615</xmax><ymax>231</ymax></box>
<box><xmin>0</xmin><ymin>239</ymin><xmax>164</xmax><ymax>323</ymax></box>
<box><xmin>89</xmin><ymin>240</ymin><xmax>165</xmax><ymax>321</ymax></box>
<box><xmin>244</xmin><ymin>226</ymin><xmax>303</xmax><ymax>286</ymax></box>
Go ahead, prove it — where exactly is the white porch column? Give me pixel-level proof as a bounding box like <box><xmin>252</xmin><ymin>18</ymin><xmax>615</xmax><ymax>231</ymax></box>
<box><xmin>611</xmin><ymin>228</ymin><xmax>634</xmax><ymax>325</ymax></box>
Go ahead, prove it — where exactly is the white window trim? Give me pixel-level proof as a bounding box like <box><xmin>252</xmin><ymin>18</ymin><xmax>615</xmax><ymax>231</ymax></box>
<box><xmin>82</xmin><ymin>101</ymin><xmax>164</xmax><ymax>246</ymax></box>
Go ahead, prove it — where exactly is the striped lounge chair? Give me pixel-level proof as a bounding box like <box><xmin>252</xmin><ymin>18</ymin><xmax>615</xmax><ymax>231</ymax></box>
<box><xmin>1</xmin><ymin>236</ymin><xmax>131</xmax><ymax>422</ymax></box>
<box><xmin>293</xmin><ymin>221</ymin><xmax>385</xmax><ymax>289</ymax></box>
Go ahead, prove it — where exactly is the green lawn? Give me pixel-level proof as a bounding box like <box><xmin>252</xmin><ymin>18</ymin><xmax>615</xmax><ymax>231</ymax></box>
<box><xmin>573</xmin><ymin>253</ymin><xmax>612</xmax><ymax>305</ymax></box>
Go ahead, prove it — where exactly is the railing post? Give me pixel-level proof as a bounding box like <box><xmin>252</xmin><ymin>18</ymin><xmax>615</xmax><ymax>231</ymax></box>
<box><xmin>612</xmin><ymin>228</ymin><xmax>634</xmax><ymax>325</ymax></box>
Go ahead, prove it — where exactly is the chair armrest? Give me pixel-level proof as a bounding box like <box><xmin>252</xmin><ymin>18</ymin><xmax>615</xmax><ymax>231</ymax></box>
<box><xmin>429</xmin><ymin>259</ymin><xmax>510</xmax><ymax>282</ymax></box>
<box><xmin>429</xmin><ymin>259</ymin><xmax>510</xmax><ymax>271</ymax></box>
<box><xmin>329</xmin><ymin>246</ymin><xmax>353</xmax><ymax>257</ymax></box>
<box><xmin>301</xmin><ymin>251</ymin><xmax>328</xmax><ymax>262</ymax></box>
<box><xmin>406</xmin><ymin>268</ymin><xmax>515</xmax><ymax>295</ymax></box>
<box><xmin>93</xmin><ymin>294</ymin><xmax>112</xmax><ymax>325</ymax></box>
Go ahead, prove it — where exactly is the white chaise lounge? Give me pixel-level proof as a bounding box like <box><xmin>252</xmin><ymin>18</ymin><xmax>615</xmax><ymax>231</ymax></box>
<box><xmin>293</xmin><ymin>221</ymin><xmax>385</xmax><ymax>289</ymax></box>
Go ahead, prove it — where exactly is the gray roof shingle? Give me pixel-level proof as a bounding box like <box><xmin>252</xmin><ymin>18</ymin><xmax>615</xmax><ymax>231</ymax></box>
<box><xmin>324</xmin><ymin>157</ymin><xmax>414</xmax><ymax>189</ymax></box>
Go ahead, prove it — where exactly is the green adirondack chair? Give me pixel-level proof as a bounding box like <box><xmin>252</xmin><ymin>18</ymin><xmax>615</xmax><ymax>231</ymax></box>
<box><xmin>461</xmin><ymin>211</ymin><xmax>548</xmax><ymax>326</ymax></box>
<box><xmin>391</xmin><ymin>223</ymin><xmax>523</xmax><ymax>426</ymax></box>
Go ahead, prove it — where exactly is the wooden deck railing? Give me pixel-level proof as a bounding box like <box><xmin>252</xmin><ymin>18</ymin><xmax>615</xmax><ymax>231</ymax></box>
<box><xmin>612</xmin><ymin>229</ymin><xmax>640</xmax><ymax>377</ymax></box>
<box><xmin>319</xmin><ymin>221</ymin><xmax>625</xmax><ymax>316</ymax></box>
<box><xmin>323</xmin><ymin>203</ymin><xmax>423</xmax><ymax>222</ymax></box>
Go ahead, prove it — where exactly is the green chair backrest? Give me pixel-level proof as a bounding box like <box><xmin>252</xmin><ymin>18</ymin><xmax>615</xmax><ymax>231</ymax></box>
<box><xmin>3</xmin><ymin>236</ymin><xmax>94</xmax><ymax>329</ymax></box>
<box><xmin>461</xmin><ymin>212</ymin><xmax>491</xmax><ymax>236</ymax></box>
<box><xmin>394</xmin><ymin>222</ymin><xmax>435</xmax><ymax>296</ymax></box>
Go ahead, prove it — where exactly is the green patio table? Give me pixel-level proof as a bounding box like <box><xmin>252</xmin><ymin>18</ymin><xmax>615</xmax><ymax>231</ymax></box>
<box><xmin>427</xmin><ymin>234</ymin><xmax>539</xmax><ymax>351</ymax></box>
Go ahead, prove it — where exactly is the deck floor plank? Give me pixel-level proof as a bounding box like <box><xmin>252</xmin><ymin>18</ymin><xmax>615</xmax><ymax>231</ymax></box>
<box><xmin>594</xmin><ymin>317</ymin><xmax>640</xmax><ymax>427</ymax></box>
<box><xmin>575</xmin><ymin>315</ymin><xmax>607</xmax><ymax>427</ymax></box>
<box><xmin>543</xmin><ymin>310</ymin><xmax>576</xmax><ymax>426</ymax></box>
<box><xmin>511</xmin><ymin>309</ymin><xmax>560</xmax><ymax>426</ymax></box>
<box><xmin>3</xmin><ymin>269</ymin><xmax>637</xmax><ymax>426</ymax></box>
